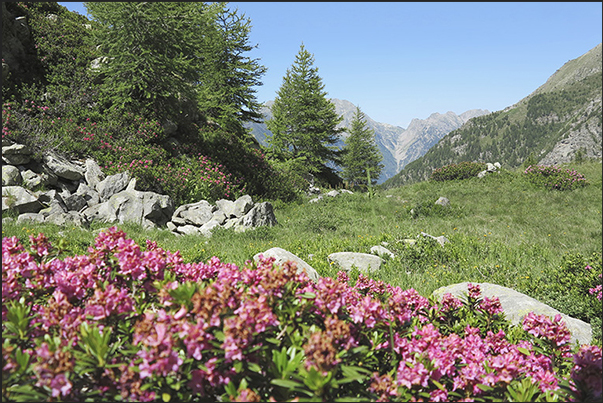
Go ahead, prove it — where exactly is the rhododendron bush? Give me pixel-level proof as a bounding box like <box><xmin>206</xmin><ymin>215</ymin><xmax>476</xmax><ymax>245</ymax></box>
<box><xmin>2</xmin><ymin>228</ymin><xmax>601</xmax><ymax>402</ymax></box>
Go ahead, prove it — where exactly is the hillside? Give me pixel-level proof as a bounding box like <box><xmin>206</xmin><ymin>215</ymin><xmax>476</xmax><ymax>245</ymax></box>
<box><xmin>245</xmin><ymin>99</ymin><xmax>489</xmax><ymax>183</ymax></box>
<box><xmin>383</xmin><ymin>43</ymin><xmax>603</xmax><ymax>188</ymax></box>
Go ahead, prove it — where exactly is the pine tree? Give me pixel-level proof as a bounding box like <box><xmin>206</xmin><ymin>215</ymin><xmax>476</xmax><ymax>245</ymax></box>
<box><xmin>266</xmin><ymin>43</ymin><xmax>344</xmax><ymax>178</ymax></box>
<box><xmin>341</xmin><ymin>106</ymin><xmax>384</xmax><ymax>188</ymax></box>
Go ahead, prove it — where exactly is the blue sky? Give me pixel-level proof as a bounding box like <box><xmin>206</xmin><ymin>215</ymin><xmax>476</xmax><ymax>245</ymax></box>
<box><xmin>59</xmin><ymin>2</ymin><xmax>602</xmax><ymax>128</ymax></box>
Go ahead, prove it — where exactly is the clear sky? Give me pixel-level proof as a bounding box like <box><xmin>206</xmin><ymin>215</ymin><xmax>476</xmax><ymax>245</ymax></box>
<box><xmin>59</xmin><ymin>2</ymin><xmax>602</xmax><ymax>128</ymax></box>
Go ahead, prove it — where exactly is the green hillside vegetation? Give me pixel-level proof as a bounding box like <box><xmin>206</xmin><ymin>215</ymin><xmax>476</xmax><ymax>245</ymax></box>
<box><xmin>383</xmin><ymin>52</ymin><xmax>602</xmax><ymax>188</ymax></box>
<box><xmin>2</xmin><ymin>2</ymin><xmax>301</xmax><ymax>206</ymax></box>
<box><xmin>3</xmin><ymin>160</ymin><xmax>602</xmax><ymax>345</ymax></box>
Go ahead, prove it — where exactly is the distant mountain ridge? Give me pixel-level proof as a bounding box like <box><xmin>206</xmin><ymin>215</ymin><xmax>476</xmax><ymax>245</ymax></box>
<box><xmin>383</xmin><ymin>43</ymin><xmax>603</xmax><ymax>188</ymax></box>
<box><xmin>244</xmin><ymin>99</ymin><xmax>489</xmax><ymax>183</ymax></box>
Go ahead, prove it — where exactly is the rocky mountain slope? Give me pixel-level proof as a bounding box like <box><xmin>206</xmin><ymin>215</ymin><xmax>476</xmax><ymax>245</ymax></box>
<box><xmin>244</xmin><ymin>99</ymin><xmax>488</xmax><ymax>183</ymax></box>
<box><xmin>384</xmin><ymin>43</ymin><xmax>602</xmax><ymax>188</ymax></box>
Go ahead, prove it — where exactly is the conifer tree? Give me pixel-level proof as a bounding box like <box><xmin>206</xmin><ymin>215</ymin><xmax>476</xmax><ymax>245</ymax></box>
<box><xmin>266</xmin><ymin>43</ymin><xmax>344</xmax><ymax>177</ymax></box>
<box><xmin>341</xmin><ymin>106</ymin><xmax>384</xmax><ymax>187</ymax></box>
<box><xmin>85</xmin><ymin>2</ymin><xmax>265</xmax><ymax>134</ymax></box>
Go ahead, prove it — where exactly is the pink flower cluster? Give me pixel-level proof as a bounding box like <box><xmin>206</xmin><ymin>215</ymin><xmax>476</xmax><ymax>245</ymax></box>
<box><xmin>3</xmin><ymin>230</ymin><xmax>602</xmax><ymax>402</ymax></box>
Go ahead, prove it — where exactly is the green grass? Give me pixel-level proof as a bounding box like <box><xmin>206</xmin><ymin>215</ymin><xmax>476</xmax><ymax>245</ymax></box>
<box><xmin>3</xmin><ymin>160</ymin><xmax>602</xmax><ymax>341</ymax></box>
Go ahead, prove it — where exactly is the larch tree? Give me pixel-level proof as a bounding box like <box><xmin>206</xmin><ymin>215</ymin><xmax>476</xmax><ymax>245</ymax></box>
<box><xmin>266</xmin><ymin>43</ymin><xmax>344</xmax><ymax>179</ymax></box>
<box><xmin>85</xmin><ymin>2</ymin><xmax>265</xmax><ymax>135</ymax></box>
<box><xmin>341</xmin><ymin>106</ymin><xmax>384</xmax><ymax>188</ymax></box>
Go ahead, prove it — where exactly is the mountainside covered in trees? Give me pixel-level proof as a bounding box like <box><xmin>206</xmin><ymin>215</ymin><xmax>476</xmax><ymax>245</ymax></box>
<box><xmin>384</xmin><ymin>43</ymin><xmax>603</xmax><ymax>188</ymax></box>
<box><xmin>245</xmin><ymin>100</ymin><xmax>488</xmax><ymax>183</ymax></box>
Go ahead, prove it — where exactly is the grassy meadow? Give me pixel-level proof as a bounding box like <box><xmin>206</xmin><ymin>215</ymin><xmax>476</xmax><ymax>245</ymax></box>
<box><xmin>3</xmin><ymin>161</ymin><xmax>602</xmax><ymax>342</ymax></box>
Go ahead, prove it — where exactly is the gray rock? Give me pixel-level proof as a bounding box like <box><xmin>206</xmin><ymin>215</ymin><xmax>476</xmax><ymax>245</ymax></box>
<box><xmin>223</xmin><ymin>216</ymin><xmax>242</xmax><ymax>230</ymax></box>
<box><xmin>171</xmin><ymin>216</ymin><xmax>187</xmax><ymax>226</ymax></box>
<box><xmin>326</xmin><ymin>190</ymin><xmax>340</xmax><ymax>197</ymax></box>
<box><xmin>63</xmin><ymin>192</ymin><xmax>88</xmax><ymax>212</ymax></box>
<box><xmin>2</xmin><ymin>143</ymin><xmax>32</xmax><ymax>165</ymax></box>
<box><xmin>241</xmin><ymin>202</ymin><xmax>277</xmax><ymax>228</ymax></box>
<box><xmin>432</xmin><ymin>282</ymin><xmax>592</xmax><ymax>345</ymax></box>
<box><xmin>327</xmin><ymin>252</ymin><xmax>383</xmax><ymax>274</ymax></box>
<box><xmin>114</xmin><ymin>189</ymin><xmax>174</xmax><ymax>228</ymax></box>
<box><xmin>39</xmin><ymin>199</ymin><xmax>68</xmax><ymax>217</ymax></box>
<box><xmin>36</xmin><ymin>189</ymin><xmax>65</xmax><ymax>205</ymax></box>
<box><xmin>16</xmin><ymin>212</ymin><xmax>46</xmax><ymax>224</ymax></box>
<box><xmin>340</xmin><ymin>189</ymin><xmax>354</xmax><ymax>194</ymax></box>
<box><xmin>216</xmin><ymin>199</ymin><xmax>236</xmax><ymax>218</ymax></box>
<box><xmin>166</xmin><ymin>221</ymin><xmax>177</xmax><ymax>232</ymax></box>
<box><xmin>309</xmin><ymin>195</ymin><xmax>323</xmax><ymax>203</ymax></box>
<box><xmin>232</xmin><ymin>195</ymin><xmax>254</xmax><ymax>217</ymax></box>
<box><xmin>2</xmin><ymin>186</ymin><xmax>44</xmax><ymax>213</ymax></box>
<box><xmin>199</xmin><ymin>219</ymin><xmax>222</xmax><ymax>237</ymax></box>
<box><xmin>43</xmin><ymin>152</ymin><xmax>84</xmax><ymax>181</ymax></box>
<box><xmin>253</xmin><ymin>247</ymin><xmax>319</xmax><ymax>282</ymax></box>
<box><xmin>2</xmin><ymin>165</ymin><xmax>22</xmax><ymax>186</ymax></box>
<box><xmin>75</xmin><ymin>183</ymin><xmax>100</xmax><ymax>207</ymax></box>
<box><xmin>435</xmin><ymin>197</ymin><xmax>450</xmax><ymax>207</ymax></box>
<box><xmin>370</xmin><ymin>245</ymin><xmax>396</xmax><ymax>259</ymax></box>
<box><xmin>176</xmin><ymin>225</ymin><xmax>203</xmax><ymax>236</ymax></box>
<box><xmin>211</xmin><ymin>210</ymin><xmax>227</xmax><ymax>225</ymax></box>
<box><xmin>420</xmin><ymin>232</ymin><xmax>450</xmax><ymax>247</ymax></box>
<box><xmin>84</xmin><ymin>159</ymin><xmax>105</xmax><ymax>188</ymax></box>
<box><xmin>20</xmin><ymin>169</ymin><xmax>42</xmax><ymax>188</ymax></box>
<box><xmin>173</xmin><ymin>199</ymin><xmax>213</xmax><ymax>218</ymax></box>
<box><xmin>45</xmin><ymin>211</ymin><xmax>89</xmax><ymax>228</ymax></box>
<box><xmin>39</xmin><ymin>164</ymin><xmax>59</xmax><ymax>186</ymax></box>
<box><xmin>179</xmin><ymin>203</ymin><xmax>215</xmax><ymax>226</ymax></box>
<box><xmin>96</xmin><ymin>171</ymin><xmax>130</xmax><ymax>202</ymax></box>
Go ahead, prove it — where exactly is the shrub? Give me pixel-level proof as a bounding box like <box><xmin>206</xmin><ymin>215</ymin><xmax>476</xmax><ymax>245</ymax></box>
<box><xmin>2</xmin><ymin>230</ymin><xmax>601</xmax><ymax>402</ymax></box>
<box><xmin>523</xmin><ymin>165</ymin><xmax>589</xmax><ymax>191</ymax></box>
<box><xmin>430</xmin><ymin>161</ymin><xmax>487</xmax><ymax>182</ymax></box>
<box><xmin>523</xmin><ymin>252</ymin><xmax>603</xmax><ymax>345</ymax></box>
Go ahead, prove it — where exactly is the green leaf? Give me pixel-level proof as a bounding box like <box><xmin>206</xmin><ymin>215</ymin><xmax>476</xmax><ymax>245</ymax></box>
<box><xmin>476</xmin><ymin>383</ymin><xmax>494</xmax><ymax>392</ymax></box>
<box><xmin>162</xmin><ymin>392</ymin><xmax>171</xmax><ymax>402</ymax></box>
<box><xmin>517</xmin><ymin>346</ymin><xmax>531</xmax><ymax>356</ymax></box>
<box><xmin>271</xmin><ymin>379</ymin><xmax>303</xmax><ymax>389</ymax></box>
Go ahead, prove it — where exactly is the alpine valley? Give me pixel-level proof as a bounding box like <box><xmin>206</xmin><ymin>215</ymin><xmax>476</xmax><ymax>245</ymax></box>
<box><xmin>245</xmin><ymin>100</ymin><xmax>489</xmax><ymax>184</ymax></box>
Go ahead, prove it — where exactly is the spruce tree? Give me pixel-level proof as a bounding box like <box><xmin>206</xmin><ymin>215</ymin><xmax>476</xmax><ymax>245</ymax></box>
<box><xmin>266</xmin><ymin>43</ymin><xmax>344</xmax><ymax>178</ymax></box>
<box><xmin>341</xmin><ymin>106</ymin><xmax>384</xmax><ymax>188</ymax></box>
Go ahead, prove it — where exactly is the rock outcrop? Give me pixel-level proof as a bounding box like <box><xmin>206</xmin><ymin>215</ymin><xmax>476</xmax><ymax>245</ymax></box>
<box><xmin>2</xmin><ymin>141</ymin><xmax>276</xmax><ymax>235</ymax></box>
<box><xmin>167</xmin><ymin>195</ymin><xmax>277</xmax><ymax>237</ymax></box>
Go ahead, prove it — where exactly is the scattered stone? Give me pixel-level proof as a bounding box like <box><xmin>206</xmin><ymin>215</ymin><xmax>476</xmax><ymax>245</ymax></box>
<box><xmin>420</xmin><ymin>231</ymin><xmax>450</xmax><ymax>247</ymax></box>
<box><xmin>327</xmin><ymin>252</ymin><xmax>383</xmax><ymax>274</ymax></box>
<box><xmin>435</xmin><ymin>197</ymin><xmax>450</xmax><ymax>207</ymax></box>
<box><xmin>370</xmin><ymin>245</ymin><xmax>396</xmax><ymax>259</ymax></box>
<box><xmin>326</xmin><ymin>190</ymin><xmax>340</xmax><ymax>197</ymax></box>
<box><xmin>253</xmin><ymin>247</ymin><xmax>319</xmax><ymax>282</ymax></box>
